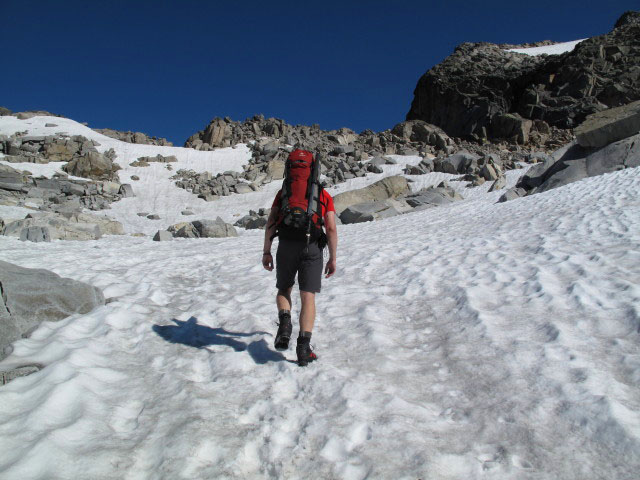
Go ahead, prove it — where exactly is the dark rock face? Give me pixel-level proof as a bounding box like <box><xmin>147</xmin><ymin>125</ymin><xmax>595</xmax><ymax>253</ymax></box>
<box><xmin>406</xmin><ymin>12</ymin><xmax>640</xmax><ymax>141</ymax></box>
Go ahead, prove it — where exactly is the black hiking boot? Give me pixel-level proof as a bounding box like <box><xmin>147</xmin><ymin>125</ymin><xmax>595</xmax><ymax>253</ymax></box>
<box><xmin>296</xmin><ymin>337</ymin><xmax>317</xmax><ymax>367</ymax></box>
<box><xmin>274</xmin><ymin>312</ymin><xmax>292</xmax><ymax>351</ymax></box>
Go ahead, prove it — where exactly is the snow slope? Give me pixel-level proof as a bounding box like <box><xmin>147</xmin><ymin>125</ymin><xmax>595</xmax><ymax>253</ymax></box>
<box><xmin>506</xmin><ymin>39</ymin><xmax>586</xmax><ymax>56</ymax></box>
<box><xmin>0</xmin><ymin>116</ymin><xmax>639</xmax><ymax>479</ymax></box>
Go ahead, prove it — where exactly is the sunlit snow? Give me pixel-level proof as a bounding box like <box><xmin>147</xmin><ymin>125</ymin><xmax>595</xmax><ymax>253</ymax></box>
<box><xmin>506</xmin><ymin>39</ymin><xmax>586</xmax><ymax>56</ymax></box>
<box><xmin>0</xmin><ymin>115</ymin><xmax>638</xmax><ymax>479</ymax></box>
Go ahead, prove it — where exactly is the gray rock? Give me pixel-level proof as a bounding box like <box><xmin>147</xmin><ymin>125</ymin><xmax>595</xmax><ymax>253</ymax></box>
<box><xmin>403</xmin><ymin>185</ymin><xmax>463</xmax><ymax>208</ymax></box>
<box><xmin>498</xmin><ymin>187</ymin><xmax>527</xmax><ymax>202</ymax></box>
<box><xmin>0</xmin><ymin>260</ymin><xmax>105</xmax><ymax>361</ymax></box>
<box><xmin>19</xmin><ymin>226</ymin><xmax>51</xmax><ymax>243</ymax></box>
<box><xmin>181</xmin><ymin>210</ymin><xmax>194</xmax><ymax>216</ymax></box>
<box><xmin>488</xmin><ymin>176</ymin><xmax>507</xmax><ymax>191</ymax></box>
<box><xmin>137</xmin><ymin>212</ymin><xmax>149</xmax><ymax>217</ymax></box>
<box><xmin>63</xmin><ymin>151</ymin><xmax>119</xmax><ymax>181</ymax></box>
<box><xmin>480</xmin><ymin>163</ymin><xmax>499</xmax><ymax>180</ymax></box>
<box><xmin>575</xmin><ymin>100</ymin><xmax>640</xmax><ymax>148</ymax></box>
<box><xmin>153</xmin><ymin>230</ymin><xmax>173</xmax><ymax>241</ymax></box>
<box><xmin>434</xmin><ymin>151</ymin><xmax>480</xmax><ymax>174</ymax></box>
<box><xmin>234</xmin><ymin>215</ymin><xmax>268</xmax><ymax>229</ymax></box>
<box><xmin>340</xmin><ymin>201</ymin><xmax>400</xmax><ymax>224</ymax></box>
<box><xmin>1</xmin><ymin>365</ymin><xmax>43</xmax><ymax>385</ymax></box>
<box><xmin>333</xmin><ymin>175</ymin><xmax>410</xmax><ymax>214</ymax></box>
<box><xmin>174</xmin><ymin>224</ymin><xmax>199</xmax><ymax>238</ymax></box>
<box><xmin>119</xmin><ymin>184</ymin><xmax>134</xmax><ymax>197</ymax></box>
<box><xmin>147</xmin><ymin>214</ymin><xmax>160</xmax><ymax>220</ymax></box>
<box><xmin>1</xmin><ymin>212</ymin><xmax>123</xmax><ymax>241</ymax></box>
<box><xmin>45</xmin><ymin>123</ymin><xmax>58</xmax><ymax>127</ymax></box>
<box><xmin>332</xmin><ymin>145</ymin><xmax>355</xmax><ymax>155</ymax></box>
<box><xmin>192</xmin><ymin>217</ymin><xmax>237</xmax><ymax>238</ymax></box>
<box><xmin>491</xmin><ymin>113</ymin><xmax>533</xmax><ymax>144</ymax></box>
<box><xmin>234</xmin><ymin>183</ymin><xmax>253</xmax><ymax>194</ymax></box>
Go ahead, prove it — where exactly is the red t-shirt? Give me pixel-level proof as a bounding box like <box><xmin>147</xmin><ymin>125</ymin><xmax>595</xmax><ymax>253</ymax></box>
<box><xmin>272</xmin><ymin>189</ymin><xmax>335</xmax><ymax>219</ymax></box>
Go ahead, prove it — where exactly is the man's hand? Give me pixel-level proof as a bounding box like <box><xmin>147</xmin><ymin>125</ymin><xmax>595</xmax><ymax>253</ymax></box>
<box><xmin>324</xmin><ymin>258</ymin><xmax>336</xmax><ymax>278</ymax></box>
<box><xmin>262</xmin><ymin>253</ymin><xmax>273</xmax><ymax>271</ymax></box>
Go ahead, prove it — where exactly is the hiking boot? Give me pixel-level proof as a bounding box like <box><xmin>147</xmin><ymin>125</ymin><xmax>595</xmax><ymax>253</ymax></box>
<box><xmin>274</xmin><ymin>312</ymin><xmax>292</xmax><ymax>351</ymax></box>
<box><xmin>296</xmin><ymin>337</ymin><xmax>318</xmax><ymax>367</ymax></box>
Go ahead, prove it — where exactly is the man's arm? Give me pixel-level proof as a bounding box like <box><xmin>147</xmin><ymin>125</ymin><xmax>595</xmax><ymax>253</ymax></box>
<box><xmin>324</xmin><ymin>211</ymin><xmax>337</xmax><ymax>278</ymax></box>
<box><xmin>262</xmin><ymin>206</ymin><xmax>279</xmax><ymax>271</ymax></box>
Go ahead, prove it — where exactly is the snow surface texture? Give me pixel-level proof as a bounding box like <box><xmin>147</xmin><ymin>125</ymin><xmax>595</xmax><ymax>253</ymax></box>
<box><xmin>0</xmin><ymin>116</ymin><xmax>639</xmax><ymax>479</ymax></box>
<box><xmin>506</xmin><ymin>39</ymin><xmax>586</xmax><ymax>56</ymax></box>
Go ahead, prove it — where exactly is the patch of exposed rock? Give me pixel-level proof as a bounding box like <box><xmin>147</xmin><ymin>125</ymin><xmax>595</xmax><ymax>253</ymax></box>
<box><xmin>153</xmin><ymin>217</ymin><xmax>238</xmax><ymax>240</ymax></box>
<box><xmin>0</xmin><ymin>260</ymin><xmax>105</xmax><ymax>367</ymax></box>
<box><xmin>502</xmin><ymin>102</ymin><xmax>640</xmax><ymax>201</ymax></box>
<box><xmin>0</xmin><ymin>132</ymin><xmax>120</xmax><ymax>181</ymax></box>
<box><xmin>1</xmin><ymin>211</ymin><xmax>124</xmax><ymax>242</ymax></box>
<box><xmin>94</xmin><ymin>128</ymin><xmax>173</xmax><ymax>146</ymax></box>
<box><xmin>406</xmin><ymin>11</ymin><xmax>640</xmax><ymax>142</ymax></box>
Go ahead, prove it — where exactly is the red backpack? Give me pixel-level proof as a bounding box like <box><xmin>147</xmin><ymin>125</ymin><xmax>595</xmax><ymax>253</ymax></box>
<box><xmin>275</xmin><ymin>149</ymin><xmax>325</xmax><ymax>245</ymax></box>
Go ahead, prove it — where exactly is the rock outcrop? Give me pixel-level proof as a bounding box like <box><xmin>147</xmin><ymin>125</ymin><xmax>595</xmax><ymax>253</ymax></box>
<box><xmin>332</xmin><ymin>176</ymin><xmax>410</xmax><ymax>215</ymax></box>
<box><xmin>575</xmin><ymin>100</ymin><xmax>640</xmax><ymax>148</ymax></box>
<box><xmin>0</xmin><ymin>261</ymin><xmax>105</xmax><ymax>363</ymax></box>
<box><xmin>406</xmin><ymin>11</ymin><xmax>640</xmax><ymax>142</ymax></box>
<box><xmin>94</xmin><ymin>128</ymin><xmax>173</xmax><ymax>146</ymax></box>
<box><xmin>506</xmin><ymin>102</ymin><xmax>640</xmax><ymax>200</ymax></box>
<box><xmin>161</xmin><ymin>218</ymin><xmax>238</xmax><ymax>239</ymax></box>
<box><xmin>1</xmin><ymin>212</ymin><xmax>124</xmax><ymax>241</ymax></box>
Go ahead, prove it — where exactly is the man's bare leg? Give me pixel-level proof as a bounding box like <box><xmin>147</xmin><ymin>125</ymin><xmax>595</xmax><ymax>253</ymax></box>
<box><xmin>276</xmin><ymin>287</ymin><xmax>293</xmax><ymax>312</ymax></box>
<box><xmin>299</xmin><ymin>290</ymin><xmax>316</xmax><ymax>333</ymax></box>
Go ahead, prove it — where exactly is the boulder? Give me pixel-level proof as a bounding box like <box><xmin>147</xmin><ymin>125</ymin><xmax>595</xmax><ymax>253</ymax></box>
<box><xmin>333</xmin><ymin>175</ymin><xmax>410</xmax><ymax>214</ymax></box>
<box><xmin>174</xmin><ymin>224</ymin><xmax>199</xmax><ymax>238</ymax></box>
<box><xmin>119</xmin><ymin>184</ymin><xmax>134</xmax><ymax>197</ymax></box>
<box><xmin>63</xmin><ymin>151</ymin><xmax>119</xmax><ymax>181</ymax></box>
<box><xmin>498</xmin><ymin>187</ymin><xmax>527</xmax><ymax>202</ymax></box>
<box><xmin>491</xmin><ymin>113</ymin><xmax>533</xmax><ymax>144</ymax></box>
<box><xmin>266</xmin><ymin>159</ymin><xmax>285</xmax><ymax>180</ymax></box>
<box><xmin>488</xmin><ymin>176</ymin><xmax>507</xmax><ymax>191</ymax></box>
<box><xmin>19</xmin><ymin>226</ymin><xmax>51</xmax><ymax>243</ymax></box>
<box><xmin>153</xmin><ymin>230</ymin><xmax>173</xmax><ymax>241</ymax></box>
<box><xmin>44</xmin><ymin>141</ymin><xmax>80</xmax><ymax>162</ymax></box>
<box><xmin>0</xmin><ymin>260</ymin><xmax>105</xmax><ymax>361</ymax></box>
<box><xmin>517</xmin><ymin>134</ymin><xmax>640</xmax><ymax>194</ymax></box>
<box><xmin>575</xmin><ymin>100</ymin><xmax>640</xmax><ymax>148</ymax></box>
<box><xmin>234</xmin><ymin>183</ymin><xmax>253</xmax><ymax>194</ymax></box>
<box><xmin>339</xmin><ymin>201</ymin><xmax>400</xmax><ymax>224</ymax></box>
<box><xmin>192</xmin><ymin>217</ymin><xmax>237</xmax><ymax>238</ymax></box>
<box><xmin>1</xmin><ymin>212</ymin><xmax>123</xmax><ymax>241</ymax></box>
<box><xmin>433</xmin><ymin>151</ymin><xmax>480</xmax><ymax>174</ymax></box>
<box><xmin>403</xmin><ymin>184</ymin><xmax>463</xmax><ymax>208</ymax></box>
<box><xmin>234</xmin><ymin>215</ymin><xmax>268</xmax><ymax>229</ymax></box>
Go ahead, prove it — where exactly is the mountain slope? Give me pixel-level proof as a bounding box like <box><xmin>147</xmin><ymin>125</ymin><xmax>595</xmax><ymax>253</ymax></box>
<box><xmin>0</xmin><ymin>117</ymin><xmax>638</xmax><ymax>478</ymax></box>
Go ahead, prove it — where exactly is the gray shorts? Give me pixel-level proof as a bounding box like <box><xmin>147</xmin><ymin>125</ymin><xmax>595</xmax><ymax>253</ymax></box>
<box><xmin>276</xmin><ymin>238</ymin><xmax>323</xmax><ymax>293</ymax></box>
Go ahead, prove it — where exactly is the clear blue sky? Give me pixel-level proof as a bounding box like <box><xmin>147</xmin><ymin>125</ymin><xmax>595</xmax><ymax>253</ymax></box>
<box><xmin>1</xmin><ymin>0</ymin><xmax>636</xmax><ymax>145</ymax></box>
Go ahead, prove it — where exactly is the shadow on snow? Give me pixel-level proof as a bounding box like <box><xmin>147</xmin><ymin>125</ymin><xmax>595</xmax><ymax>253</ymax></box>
<box><xmin>152</xmin><ymin>316</ymin><xmax>285</xmax><ymax>364</ymax></box>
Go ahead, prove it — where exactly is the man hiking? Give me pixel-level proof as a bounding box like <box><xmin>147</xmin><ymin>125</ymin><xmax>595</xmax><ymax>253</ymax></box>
<box><xmin>262</xmin><ymin>148</ymin><xmax>338</xmax><ymax>366</ymax></box>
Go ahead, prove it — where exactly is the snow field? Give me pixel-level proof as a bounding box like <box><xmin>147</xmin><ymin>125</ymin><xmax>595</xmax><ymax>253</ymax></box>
<box><xmin>0</xmin><ymin>115</ymin><xmax>639</xmax><ymax>478</ymax></box>
<box><xmin>506</xmin><ymin>39</ymin><xmax>587</xmax><ymax>56</ymax></box>
<box><xmin>0</xmin><ymin>150</ymin><xmax>638</xmax><ymax>479</ymax></box>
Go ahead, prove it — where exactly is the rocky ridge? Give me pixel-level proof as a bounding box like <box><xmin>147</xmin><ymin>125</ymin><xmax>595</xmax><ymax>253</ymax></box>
<box><xmin>177</xmin><ymin>115</ymin><xmax>562</xmax><ymax>203</ymax></box>
<box><xmin>0</xmin><ymin>132</ymin><xmax>133</xmax><ymax>215</ymax></box>
<box><xmin>94</xmin><ymin>128</ymin><xmax>173</xmax><ymax>146</ymax></box>
<box><xmin>406</xmin><ymin>11</ymin><xmax>640</xmax><ymax>142</ymax></box>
